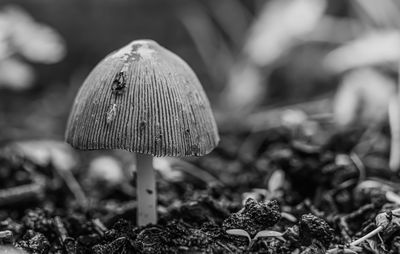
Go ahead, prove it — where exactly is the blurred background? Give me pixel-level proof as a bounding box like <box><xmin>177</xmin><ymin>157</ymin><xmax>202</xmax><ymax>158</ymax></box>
<box><xmin>0</xmin><ymin>0</ymin><xmax>399</xmax><ymax>144</ymax></box>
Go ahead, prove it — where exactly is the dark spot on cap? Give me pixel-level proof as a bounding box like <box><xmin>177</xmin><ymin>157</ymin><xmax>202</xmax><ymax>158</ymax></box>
<box><xmin>191</xmin><ymin>144</ymin><xmax>200</xmax><ymax>154</ymax></box>
<box><xmin>111</xmin><ymin>72</ymin><xmax>127</xmax><ymax>95</ymax></box>
<box><xmin>130</xmin><ymin>44</ymin><xmax>141</xmax><ymax>52</ymax></box>
<box><xmin>139</xmin><ymin>121</ymin><xmax>147</xmax><ymax>131</ymax></box>
<box><xmin>146</xmin><ymin>189</ymin><xmax>153</xmax><ymax>194</ymax></box>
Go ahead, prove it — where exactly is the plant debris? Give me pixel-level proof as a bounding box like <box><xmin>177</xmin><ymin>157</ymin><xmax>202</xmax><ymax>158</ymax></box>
<box><xmin>1</xmin><ymin>123</ymin><xmax>400</xmax><ymax>253</ymax></box>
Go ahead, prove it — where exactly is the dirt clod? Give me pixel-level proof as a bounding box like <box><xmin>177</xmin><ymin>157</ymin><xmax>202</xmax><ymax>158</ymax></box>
<box><xmin>223</xmin><ymin>198</ymin><xmax>281</xmax><ymax>236</ymax></box>
<box><xmin>299</xmin><ymin>214</ymin><xmax>334</xmax><ymax>248</ymax></box>
<box><xmin>17</xmin><ymin>230</ymin><xmax>50</xmax><ymax>254</ymax></box>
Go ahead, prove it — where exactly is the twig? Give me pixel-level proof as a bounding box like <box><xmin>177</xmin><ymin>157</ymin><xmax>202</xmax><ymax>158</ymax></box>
<box><xmin>350</xmin><ymin>127</ymin><xmax>372</xmax><ymax>157</ymax></box>
<box><xmin>54</xmin><ymin>216</ymin><xmax>78</xmax><ymax>254</ymax></box>
<box><xmin>54</xmin><ymin>216</ymin><xmax>68</xmax><ymax>243</ymax></box>
<box><xmin>350</xmin><ymin>226</ymin><xmax>383</xmax><ymax>246</ymax></box>
<box><xmin>245</xmin><ymin>96</ymin><xmax>333</xmax><ymax>132</ymax></box>
<box><xmin>54</xmin><ymin>166</ymin><xmax>88</xmax><ymax>209</ymax></box>
<box><xmin>0</xmin><ymin>177</ymin><xmax>45</xmax><ymax>207</ymax></box>
<box><xmin>327</xmin><ymin>226</ymin><xmax>384</xmax><ymax>253</ymax></box>
<box><xmin>281</xmin><ymin>212</ymin><xmax>297</xmax><ymax>223</ymax></box>
<box><xmin>338</xmin><ymin>217</ymin><xmax>352</xmax><ymax>243</ymax></box>
<box><xmin>167</xmin><ymin>158</ymin><xmax>221</xmax><ymax>184</ymax></box>
<box><xmin>216</xmin><ymin>241</ymin><xmax>234</xmax><ymax>254</ymax></box>
<box><xmin>389</xmin><ymin>92</ymin><xmax>400</xmax><ymax>171</ymax></box>
<box><xmin>329</xmin><ymin>208</ymin><xmax>400</xmax><ymax>252</ymax></box>
<box><xmin>92</xmin><ymin>218</ymin><xmax>108</xmax><ymax>236</ymax></box>
<box><xmin>327</xmin><ymin>246</ymin><xmax>359</xmax><ymax>254</ymax></box>
<box><xmin>344</xmin><ymin>203</ymin><xmax>376</xmax><ymax>221</ymax></box>
<box><xmin>304</xmin><ymin>199</ymin><xmax>325</xmax><ymax>218</ymax></box>
<box><xmin>322</xmin><ymin>191</ymin><xmax>339</xmax><ymax>214</ymax></box>
<box><xmin>349</xmin><ymin>152</ymin><xmax>366</xmax><ymax>182</ymax></box>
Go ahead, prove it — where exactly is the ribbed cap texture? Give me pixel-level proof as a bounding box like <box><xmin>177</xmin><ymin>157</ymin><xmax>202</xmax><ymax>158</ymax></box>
<box><xmin>65</xmin><ymin>40</ymin><xmax>219</xmax><ymax>156</ymax></box>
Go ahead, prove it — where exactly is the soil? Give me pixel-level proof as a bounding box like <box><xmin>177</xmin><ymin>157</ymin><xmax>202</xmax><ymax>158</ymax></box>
<box><xmin>1</xmin><ymin>124</ymin><xmax>400</xmax><ymax>254</ymax></box>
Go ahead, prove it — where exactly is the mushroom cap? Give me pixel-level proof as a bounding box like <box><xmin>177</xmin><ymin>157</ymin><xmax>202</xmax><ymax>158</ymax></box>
<box><xmin>65</xmin><ymin>39</ymin><xmax>219</xmax><ymax>157</ymax></box>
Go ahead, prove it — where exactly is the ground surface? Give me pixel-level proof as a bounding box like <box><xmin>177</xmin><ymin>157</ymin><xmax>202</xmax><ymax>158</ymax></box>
<box><xmin>1</xmin><ymin>123</ymin><xmax>400</xmax><ymax>254</ymax></box>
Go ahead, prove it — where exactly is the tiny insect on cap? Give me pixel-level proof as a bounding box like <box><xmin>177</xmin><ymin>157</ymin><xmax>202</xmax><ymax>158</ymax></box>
<box><xmin>65</xmin><ymin>39</ymin><xmax>220</xmax><ymax>157</ymax></box>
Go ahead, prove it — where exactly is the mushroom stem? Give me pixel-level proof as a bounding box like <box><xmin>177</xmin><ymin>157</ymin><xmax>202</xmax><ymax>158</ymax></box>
<box><xmin>136</xmin><ymin>153</ymin><xmax>157</xmax><ymax>226</ymax></box>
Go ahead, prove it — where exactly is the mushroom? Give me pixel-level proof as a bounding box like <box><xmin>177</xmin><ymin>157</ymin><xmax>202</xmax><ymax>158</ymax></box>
<box><xmin>65</xmin><ymin>39</ymin><xmax>220</xmax><ymax>226</ymax></box>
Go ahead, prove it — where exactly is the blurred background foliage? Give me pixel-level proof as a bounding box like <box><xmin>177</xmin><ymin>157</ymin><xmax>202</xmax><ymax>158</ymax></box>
<box><xmin>0</xmin><ymin>0</ymin><xmax>399</xmax><ymax>144</ymax></box>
